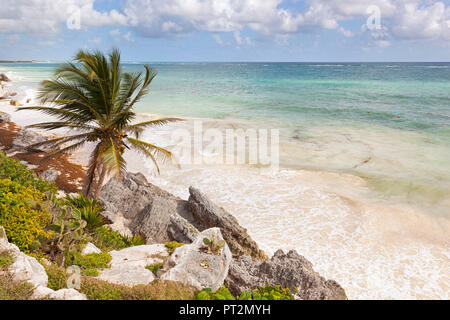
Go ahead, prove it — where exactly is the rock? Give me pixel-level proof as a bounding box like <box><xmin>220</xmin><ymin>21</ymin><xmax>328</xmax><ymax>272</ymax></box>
<box><xmin>97</xmin><ymin>244</ymin><xmax>169</xmax><ymax>286</ymax></box>
<box><xmin>0</xmin><ymin>73</ymin><xmax>11</xmax><ymax>82</ymax></box>
<box><xmin>103</xmin><ymin>211</ymin><xmax>133</xmax><ymax>238</ymax></box>
<box><xmin>9</xmin><ymin>99</ymin><xmax>21</xmax><ymax>106</ymax></box>
<box><xmin>32</xmin><ymin>285</ymin><xmax>55</xmax><ymax>299</ymax></box>
<box><xmin>161</xmin><ymin>228</ymin><xmax>232</xmax><ymax>292</ymax></box>
<box><xmin>225</xmin><ymin>249</ymin><xmax>347</xmax><ymax>300</ymax></box>
<box><xmin>81</xmin><ymin>242</ymin><xmax>102</xmax><ymax>255</ymax></box>
<box><xmin>40</xmin><ymin>169</ymin><xmax>60</xmax><ymax>183</ymax></box>
<box><xmin>168</xmin><ymin>214</ymin><xmax>199</xmax><ymax>243</ymax></box>
<box><xmin>0</xmin><ymin>111</ymin><xmax>10</xmax><ymax>123</ymax></box>
<box><xmin>49</xmin><ymin>288</ymin><xmax>87</xmax><ymax>300</ymax></box>
<box><xmin>100</xmin><ymin>172</ymin><xmax>193</xmax><ymax>243</ymax></box>
<box><xmin>26</xmin><ymin>98</ymin><xmax>31</xmax><ymax>103</ymax></box>
<box><xmin>188</xmin><ymin>187</ymin><xmax>267</xmax><ymax>260</ymax></box>
<box><xmin>0</xmin><ymin>226</ymin><xmax>48</xmax><ymax>287</ymax></box>
<box><xmin>11</xmin><ymin>128</ymin><xmax>51</xmax><ymax>152</ymax></box>
<box><xmin>9</xmin><ymin>92</ymin><xmax>17</xmax><ymax>97</ymax></box>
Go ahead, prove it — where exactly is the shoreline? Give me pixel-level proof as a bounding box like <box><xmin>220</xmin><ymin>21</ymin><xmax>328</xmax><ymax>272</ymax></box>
<box><xmin>1</xmin><ymin>80</ymin><xmax>449</xmax><ymax>299</ymax></box>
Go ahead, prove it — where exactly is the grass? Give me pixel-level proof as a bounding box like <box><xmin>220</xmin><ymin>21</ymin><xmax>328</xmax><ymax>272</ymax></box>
<box><xmin>145</xmin><ymin>263</ymin><xmax>164</xmax><ymax>276</ymax></box>
<box><xmin>0</xmin><ymin>272</ymin><xmax>35</xmax><ymax>300</ymax></box>
<box><xmin>65</xmin><ymin>251</ymin><xmax>111</xmax><ymax>271</ymax></box>
<box><xmin>0</xmin><ymin>250</ymin><xmax>15</xmax><ymax>269</ymax></box>
<box><xmin>165</xmin><ymin>241</ymin><xmax>185</xmax><ymax>254</ymax></box>
<box><xmin>80</xmin><ymin>277</ymin><xmax>197</xmax><ymax>300</ymax></box>
<box><xmin>44</xmin><ymin>263</ymin><xmax>68</xmax><ymax>291</ymax></box>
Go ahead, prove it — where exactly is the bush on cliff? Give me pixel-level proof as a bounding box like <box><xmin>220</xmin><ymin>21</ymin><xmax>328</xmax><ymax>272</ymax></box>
<box><xmin>0</xmin><ymin>152</ymin><xmax>56</xmax><ymax>196</ymax></box>
<box><xmin>196</xmin><ymin>285</ymin><xmax>296</xmax><ymax>300</ymax></box>
<box><xmin>0</xmin><ymin>272</ymin><xmax>35</xmax><ymax>300</ymax></box>
<box><xmin>80</xmin><ymin>278</ymin><xmax>197</xmax><ymax>300</ymax></box>
<box><xmin>0</xmin><ymin>178</ymin><xmax>52</xmax><ymax>253</ymax></box>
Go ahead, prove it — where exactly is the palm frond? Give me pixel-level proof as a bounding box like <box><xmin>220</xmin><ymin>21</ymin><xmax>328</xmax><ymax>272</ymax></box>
<box><xmin>126</xmin><ymin>137</ymin><xmax>179</xmax><ymax>168</ymax></box>
<box><xmin>103</xmin><ymin>137</ymin><xmax>126</xmax><ymax>177</ymax></box>
<box><xmin>125</xmin><ymin>117</ymin><xmax>182</xmax><ymax>138</ymax></box>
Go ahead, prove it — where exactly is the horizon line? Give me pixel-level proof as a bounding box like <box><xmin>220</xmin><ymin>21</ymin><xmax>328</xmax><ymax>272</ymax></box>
<box><xmin>1</xmin><ymin>60</ymin><xmax>450</xmax><ymax>64</ymax></box>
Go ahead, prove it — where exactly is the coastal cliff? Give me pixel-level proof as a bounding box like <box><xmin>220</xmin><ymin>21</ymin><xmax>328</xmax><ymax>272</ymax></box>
<box><xmin>0</xmin><ymin>107</ymin><xmax>347</xmax><ymax>300</ymax></box>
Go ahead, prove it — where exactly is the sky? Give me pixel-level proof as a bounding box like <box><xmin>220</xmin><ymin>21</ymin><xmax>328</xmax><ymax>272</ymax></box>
<box><xmin>0</xmin><ymin>0</ymin><xmax>449</xmax><ymax>62</ymax></box>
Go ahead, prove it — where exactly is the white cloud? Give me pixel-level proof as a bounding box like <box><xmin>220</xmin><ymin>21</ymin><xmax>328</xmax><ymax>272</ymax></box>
<box><xmin>109</xmin><ymin>28</ymin><xmax>135</xmax><ymax>43</ymax></box>
<box><xmin>212</xmin><ymin>34</ymin><xmax>224</xmax><ymax>45</ymax></box>
<box><xmin>0</xmin><ymin>0</ymin><xmax>128</xmax><ymax>34</ymax></box>
<box><xmin>0</xmin><ymin>0</ymin><xmax>449</xmax><ymax>45</ymax></box>
<box><xmin>338</xmin><ymin>27</ymin><xmax>355</xmax><ymax>38</ymax></box>
<box><xmin>233</xmin><ymin>31</ymin><xmax>253</xmax><ymax>46</ymax></box>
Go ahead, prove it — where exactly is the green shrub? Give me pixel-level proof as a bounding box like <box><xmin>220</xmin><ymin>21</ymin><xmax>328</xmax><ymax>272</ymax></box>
<box><xmin>165</xmin><ymin>241</ymin><xmax>185</xmax><ymax>254</ymax></box>
<box><xmin>44</xmin><ymin>263</ymin><xmax>68</xmax><ymax>290</ymax></box>
<box><xmin>92</xmin><ymin>226</ymin><xmax>145</xmax><ymax>251</ymax></box>
<box><xmin>80</xmin><ymin>278</ymin><xmax>196</xmax><ymax>300</ymax></box>
<box><xmin>0</xmin><ymin>178</ymin><xmax>52</xmax><ymax>252</ymax></box>
<box><xmin>240</xmin><ymin>285</ymin><xmax>296</xmax><ymax>300</ymax></box>
<box><xmin>82</xmin><ymin>268</ymin><xmax>99</xmax><ymax>277</ymax></box>
<box><xmin>197</xmin><ymin>285</ymin><xmax>296</xmax><ymax>301</ymax></box>
<box><xmin>65</xmin><ymin>251</ymin><xmax>111</xmax><ymax>271</ymax></box>
<box><xmin>65</xmin><ymin>193</ymin><xmax>104</xmax><ymax>230</ymax></box>
<box><xmin>0</xmin><ymin>250</ymin><xmax>15</xmax><ymax>269</ymax></box>
<box><xmin>197</xmin><ymin>286</ymin><xmax>235</xmax><ymax>300</ymax></box>
<box><xmin>145</xmin><ymin>263</ymin><xmax>164</xmax><ymax>276</ymax></box>
<box><xmin>0</xmin><ymin>152</ymin><xmax>56</xmax><ymax>195</ymax></box>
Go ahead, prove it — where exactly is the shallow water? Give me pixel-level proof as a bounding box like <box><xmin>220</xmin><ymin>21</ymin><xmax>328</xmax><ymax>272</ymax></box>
<box><xmin>0</xmin><ymin>62</ymin><xmax>449</xmax><ymax>299</ymax></box>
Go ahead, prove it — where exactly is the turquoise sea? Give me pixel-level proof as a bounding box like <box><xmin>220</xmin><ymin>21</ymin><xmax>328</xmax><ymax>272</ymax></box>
<box><xmin>1</xmin><ymin>62</ymin><xmax>449</xmax><ymax>299</ymax></box>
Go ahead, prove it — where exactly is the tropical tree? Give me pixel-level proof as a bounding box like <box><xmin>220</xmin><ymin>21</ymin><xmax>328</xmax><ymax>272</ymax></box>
<box><xmin>18</xmin><ymin>49</ymin><xmax>180</xmax><ymax>198</ymax></box>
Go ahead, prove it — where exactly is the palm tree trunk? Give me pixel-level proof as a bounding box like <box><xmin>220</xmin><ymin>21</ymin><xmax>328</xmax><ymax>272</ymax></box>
<box><xmin>94</xmin><ymin>164</ymin><xmax>107</xmax><ymax>199</ymax></box>
<box><xmin>82</xmin><ymin>161</ymin><xmax>98</xmax><ymax>197</ymax></box>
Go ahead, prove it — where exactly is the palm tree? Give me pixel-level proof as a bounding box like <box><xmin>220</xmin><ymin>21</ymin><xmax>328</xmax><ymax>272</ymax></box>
<box><xmin>18</xmin><ymin>49</ymin><xmax>180</xmax><ymax>198</ymax></box>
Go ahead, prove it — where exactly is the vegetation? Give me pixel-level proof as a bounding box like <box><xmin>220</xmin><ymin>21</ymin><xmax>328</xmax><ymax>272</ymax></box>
<box><xmin>165</xmin><ymin>241</ymin><xmax>185</xmax><ymax>254</ymax></box>
<box><xmin>93</xmin><ymin>226</ymin><xmax>145</xmax><ymax>252</ymax></box>
<box><xmin>0</xmin><ymin>178</ymin><xmax>52</xmax><ymax>253</ymax></box>
<box><xmin>18</xmin><ymin>49</ymin><xmax>181</xmax><ymax>198</ymax></box>
<box><xmin>0</xmin><ymin>272</ymin><xmax>35</xmax><ymax>300</ymax></box>
<box><xmin>0</xmin><ymin>250</ymin><xmax>15</xmax><ymax>269</ymax></box>
<box><xmin>197</xmin><ymin>285</ymin><xmax>296</xmax><ymax>300</ymax></box>
<box><xmin>65</xmin><ymin>193</ymin><xmax>104</xmax><ymax>230</ymax></box>
<box><xmin>145</xmin><ymin>263</ymin><xmax>164</xmax><ymax>276</ymax></box>
<box><xmin>64</xmin><ymin>251</ymin><xmax>111</xmax><ymax>277</ymax></box>
<box><xmin>0</xmin><ymin>152</ymin><xmax>56</xmax><ymax>195</ymax></box>
<box><xmin>44</xmin><ymin>263</ymin><xmax>68</xmax><ymax>291</ymax></box>
<box><xmin>202</xmin><ymin>234</ymin><xmax>225</xmax><ymax>255</ymax></box>
<box><xmin>197</xmin><ymin>286</ymin><xmax>235</xmax><ymax>300</ymax></box>
<box><xmin>80</xmin><ymin>278</ymin><xmax>196</xmax><ymax>300</ymax></box>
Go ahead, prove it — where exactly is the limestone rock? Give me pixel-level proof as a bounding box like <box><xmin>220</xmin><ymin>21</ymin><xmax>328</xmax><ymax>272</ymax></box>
<box><xmin>97</xmin><ymin>244</ymin><xmax>169</xmax><ymax>286</ymax></box>
<box><xmin>0</xmin><ymin>226</ymin><xmax>48</xmax><ymax>287</ymax></box>
<box><xmin>103</xmin><ymin>212</ymin><xmax>133</xmax><ymax>238</ymax></box>
<box><xmin>40</xmin><ymin>169</ymin><xmax>60</xmax><ymax>183</ymax></box>
<box><xmin>0</xmin><ymin>111</ymin><xmax>10</xmax><ymax>123</ymax></box>
<box><xmin>49</xmin><ymin>288</ymin><xmax>87</xmax><ymax>300</ymax></box>
<box><xmin>100</xmin><ymin>172</ymin><xmax>192</xmax><ymax>243</ymax></box>
<box><xmin>167</xmin><ymin>214</ymin><xmax>199</xmax><ymax>243</ymax></box>
<box><xmin>225</xmin><ymin>249</ymin><xmax>347</xmax><ymax>300</ymax></box>
<box><xmin>188</xmin><ymin>187</ymin><xmax>267</xmax><ymax>260</ymax></box>
<box><xmin>32</xmin><ymin>285</ymin><xmax>55</xmax><ymax>299</ymax></box>
<box><xmin>12</xmin><ymin>128</ymin><xmax>51</xmax><ymax>152</ymax></box>
<box><xmin>81</xmin><ymin>242</ymin><xmax>102</xmax><ymax>255</ymax></box>
<box><xmin>161</xmin><ymin>228</ymin><xmax>232</xmax><ymax>292</ymax></box>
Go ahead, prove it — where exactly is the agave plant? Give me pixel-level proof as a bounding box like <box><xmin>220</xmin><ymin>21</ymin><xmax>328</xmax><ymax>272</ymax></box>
<box><xmin>18</xmin><ymin>49</ymin><xmax>180</xmax><ymax>198</ymax></box>
<box><xmin>202</xmin><ymin>234</ymin><xmax>225</xmax><ymax>255</ymax></box>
